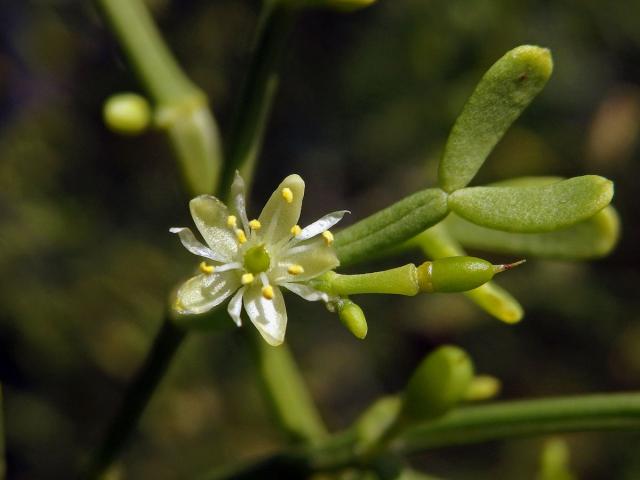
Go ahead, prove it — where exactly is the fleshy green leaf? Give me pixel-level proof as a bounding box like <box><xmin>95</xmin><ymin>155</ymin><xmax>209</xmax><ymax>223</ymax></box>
<box><xmin>445</xmin><ymin>207</ymin><xmax>620</xmax><ymax>260</ymax></box>
<box><xmin>334</xmin><ymin>188</ymin><xmax>449</xmax><ymax>267</ymax></box>
<box><xmin>438</xmin><ymin>45</ymin><xmax>553</xmax><ymax>193</ymax></box>
<box><xmin>411</xmin><ymin>225</ymin><xmax>523</xmax><ymax>323</ymax></box>
<box><xmin>448</xmin><ymin>175</ymin><xmax>614</xmax><ymax>233</ymax></box>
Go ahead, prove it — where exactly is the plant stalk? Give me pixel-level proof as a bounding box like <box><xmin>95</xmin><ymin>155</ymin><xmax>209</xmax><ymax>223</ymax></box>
<box><xmin>82</xmin><ymin>316</ymin><xmax>186</xmax><ymax>479</ymax></box>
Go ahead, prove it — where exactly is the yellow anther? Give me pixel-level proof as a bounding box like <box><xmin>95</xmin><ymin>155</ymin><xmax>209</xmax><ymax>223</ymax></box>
<box><xmin>241</xmin><ymin>273</ymin><xmax>254</xmax><ymax>285</ymax></box>
<box><xmin>199</xmin><ymin>261</ymin><xmax>215</xmax><ymax>274</ymax></box>
<box><xmin>322</xmin><ymin>230</ymin><xmax>334</xmax><ymax>245</ymax></box>
<box><xmin>236</xmin><ymin>229</ymin><xmax>247</xmax><ymax>244</ymax></box>
<box><xmin>282</xmin><ymin>187</ymin><xmax>293</xmax><ymax>203</ymax></box>
<box><xmin>249</xmin><ymin>219</ymin><xmax>262</xmax><ymax>230</ymax></box>
<box><xmin>290</xmin><ymin>224</ymin><xmax>302</xmax><ymax>236</ymax></box>
<box><xmin>287</xmin><ymin>264</ymin><xmax>305</xmax><ymax>275</ymax></box>
<box><xmin>262</xmin><ymin>285</ymin><xmax>274</xmax><ymax>300</ymax></box>
<box><xmin>227</xmin><ymin>215</ymin><xmax>237</xmax><ymax>228</ymax></box>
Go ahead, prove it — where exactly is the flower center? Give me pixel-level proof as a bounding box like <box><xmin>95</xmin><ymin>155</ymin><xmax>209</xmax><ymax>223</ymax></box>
<box><xmin>243</xmin><ymin>244</ymin><xmax>271</xmax><ymax>274</ymax></box>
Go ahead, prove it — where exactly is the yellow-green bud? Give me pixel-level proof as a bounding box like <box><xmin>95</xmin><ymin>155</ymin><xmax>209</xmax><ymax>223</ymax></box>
<box><xmin>103</xmin><ymin>93</ymin><xmax>151</xmax><ymax>135</ymax></box>
<box><xmin>464</xmin><ymin>375</ymin><xmax>502</xmax><ymax>401</ymax></box>
<box><xmin>338</xmin><ymin>299</ymin><xmax>368</xmax><ymax>339</ymax></box>
<box><xmin>402</xmin><ymin>345</ymin><xmax>474</xmax><ymax>421</ymax></box>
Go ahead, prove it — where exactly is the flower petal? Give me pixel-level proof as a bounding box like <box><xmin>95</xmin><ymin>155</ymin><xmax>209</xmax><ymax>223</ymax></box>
<box><xmin>169</xmin><ymin>227</ymin><xmax>228</xmax><ymax>263</ymax></box>
<box><xmin>231</xmin><ymin>171</ymin><xmax>250</xmax><ymax>233</ymax></box>
<box><xmin>258</xmin><ymin>174</ymin><xmax>305</xmax><ymax>244</ymax></box>
<box><xmin>294</xmin><ymin>210</ymin><xmax>349</xmax><ymax>242</ymax></box>
<box><xmin>281</xmin><ymin>282</ymin><xmax>329</xmax><ymax>302</ymax></box>
<box><xmin>175</xmin><ymin>271</ymin><xmax>241</xmax><ymax>315</ymax></box>
<box><xmin>243</xmin><ymin>284</ymin><xmax>287</xmax><ymax>346</ymax></box>
<box><xmin>279</xmin><ymin>238</ymin><xmax>339</xmax><ymax>282</ymax></box>
<box><xmin>189</xmin><ymin>195</ymin><xmax>238</xmax><ymax>260</ymax></box>
<box><xmin>227</xmin><ymin>286</ymin><xmax>245</xmax><ymax>327</ymax></box>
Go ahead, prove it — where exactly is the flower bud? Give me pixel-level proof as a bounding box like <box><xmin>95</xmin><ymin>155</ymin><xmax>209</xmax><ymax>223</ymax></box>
<box><xmin>402</xmin><ymin>345</ymin><xmax>474</xmax><ymax>421</ymax></box>
<box><xmin>338</xmin><ymin>299</ymin><xmax>368</xmax><ymax>339</ymax></box>
<box><xmin>103</xmin><ymin>93</ymin><xmax>151</xmax><ymax>135</ymax></box>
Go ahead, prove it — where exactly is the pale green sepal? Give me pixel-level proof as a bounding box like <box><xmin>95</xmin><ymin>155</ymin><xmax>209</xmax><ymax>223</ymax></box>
<box><xmin>334</xmin><ymin>188</ymin><xmax>449</xmax><ymax>267</ymax></box>
<box><xmin>244</xmin><ymin>284</ymin><xmax>287</xmax><ymax>346</ymax></box>
<box><xmin>445</xmin><ymin>207</ymin><xmax>620</xmax><ymax>260</ymax></box>
<box><xmin>448</xmin><ymin>175</ymin><xmax>614</xmax><ymax>233</ymax></box>
<box><xmin>258</xmin><ymin>174</ymin><xmax>305</xmax><ymax>244</ymax></box>
<box><xmin>173</xmin><ymin>272</ymin><xmax>241</xmax><ymax>315</ymax></box>
<box><xmin>189</xmin><ymin>195</ymin><xmax>238</xmax><ymax>259</ymax></box>
<box><xmin>413</xmin><ymin>225</ymin><xmax>523</xmax><ymax>323</ymax></box>
<box><xmin>438</xmin><ymin>45</ymin><xmax>553</xmax><ymax>192</ymax></box>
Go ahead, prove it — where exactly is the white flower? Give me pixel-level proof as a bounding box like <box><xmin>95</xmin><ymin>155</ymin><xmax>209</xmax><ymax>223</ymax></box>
<box><xmin>170</xmin><ymin>172</ymin><xmax>347</xmax><ymax>346</ymax></box>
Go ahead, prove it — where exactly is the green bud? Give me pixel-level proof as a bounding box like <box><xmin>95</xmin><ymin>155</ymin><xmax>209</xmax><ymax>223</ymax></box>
<box><xmin>338</xmin><ymin>299</ymin><xmax>368</xmax><ymax>339</ymax></box>
<box><xmin>417</xmin><ymin>256</ymin><xmax>525</xmax><ymax>293</ymax></box>
<box><xmin>402</xmin><ymin>345</ymin><xmax>474</xmax><ymax>421</ymax></box>
<box><xmin>103</xmin><ymin>93</ymin><xmax>151</xmax><ymax>135</ymax></box>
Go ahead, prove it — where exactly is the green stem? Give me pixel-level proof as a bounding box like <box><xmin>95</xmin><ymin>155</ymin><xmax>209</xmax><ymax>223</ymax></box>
<box><xmin>201</xmin><ymin>392</ymin><xmax>640</xmax><ymax>478</ymax></box>
<box><xmin>96</xmin><ymin>0</ymin><xmax>222</xmax><ymax>195</ymax></box>
<box><xmin>219</xmin><ymin>0</ymin><xmax>297</xmax><ymax>198</ymax></box>
<box><xmin>0</xmin><ymin>384</ymin><xmax>5</xmax><ymax>480</ymax></box>
<box><xmin>97</xmin><ymin>0</ymin><xmax>195</xmax><ymax>103</ymax></box>
<box><xmin>314</xmin><ymin>265</ymin><xmax>420</xmax><ymax>297</ymax></box>
<box><xmin>395</xmin><ymin>392</ymin><xmax>640</xmax><ymax>452</ymax></box>
<box><xmin>82</xmin><ymin>316</ymin><xmax>186</xmax><ymax>479</ymax></box>
<box><xmin>247</xmin><ymin>332</ymin><xmax>328</xmax><ymax>443</ymax></box>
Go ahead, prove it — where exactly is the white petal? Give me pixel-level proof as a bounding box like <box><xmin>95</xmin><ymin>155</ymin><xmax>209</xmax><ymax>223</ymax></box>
<box><xmin>227</xmin><ymin>286</ymin><xmax>245</xmax><ymax>326</ymax></box>
<box><xmin>231</xmin><ymin>171</ymin><xmax>250</xmax><ymax>233</ymax></box>
<box><xmin>281</xmin><ymin>282</ymin><xmax>329</xmax><ymax>302</ymax></box>
<box><xmin>258</xmin><ymin>174</ymin><xmax>305</xmax><ymax>244</ymax></box>
<box><xmin>170</xmin><ymin>227</ymin><xmax>229</xmax><ymax>262</ymax></box>
<box><xmin>278</xmin><ymin>238</ymin><xmax>340</xmax><ymax>282</ymax></box>
<box><xmin>189</xmin><ymin>195</ymin><xmax>238</xmax><ymax>260</ymax></box>
<box><xmin>243</xmin><ymin>284</ymin><xmax>287</xmax><ymax>346</ymax></box>
<box><xmin>293</xmin><ymin>210</ymin><xmax>349</xmax><ymax>243</ymax></box>
<box><xmin>175</xmin><ymin>271</ymin><xmax>241</xmax><ymax>315</ymax></box>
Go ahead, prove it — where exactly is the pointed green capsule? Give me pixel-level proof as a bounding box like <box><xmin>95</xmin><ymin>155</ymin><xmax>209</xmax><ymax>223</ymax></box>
<box><xmin>338</xmin><ymin>299</ymin><xmax>368</xmax><ymax>339</ymax></box>
<box><xmin>402</xmin><ymin>345</ymin><xmax>474</xmax><ymax>421</ymax></box>
<box><xmin>417</xmin><ymin>256</ymin><xmax>524</xmax><ymax>293</ymax></box>
<box><xmin>103</xmin><ymin>93</ymin><xmax>151</xmax><ymax>135</ymax></box>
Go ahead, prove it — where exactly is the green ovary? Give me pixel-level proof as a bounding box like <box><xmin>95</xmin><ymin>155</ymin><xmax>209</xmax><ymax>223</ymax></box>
<box><xmin>244</xmin><ymin>244</ymin><xmax>271</xmax><ymax>273</ymax></box>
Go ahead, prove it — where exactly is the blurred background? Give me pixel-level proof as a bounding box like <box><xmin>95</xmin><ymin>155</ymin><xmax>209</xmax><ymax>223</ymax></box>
<box><xmin>1</xmin><ymin>0</ymin><xmax>640</xmax><ymax>478</ymax></box>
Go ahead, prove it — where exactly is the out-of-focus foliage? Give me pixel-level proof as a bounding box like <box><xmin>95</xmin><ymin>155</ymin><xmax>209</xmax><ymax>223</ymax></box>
<box><xmin>1</xmin><ymin>0</ymin><xmax>639</xmax><ymax>478</ymax></box>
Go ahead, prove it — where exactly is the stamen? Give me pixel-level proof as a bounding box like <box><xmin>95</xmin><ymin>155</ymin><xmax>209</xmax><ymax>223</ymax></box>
<box><xmin>322</xmin><ymin>230</ymin><xmax>334</xmax><ymax>245</ymax></box>
<box><xmin>249</xmin><ymin>219</ymin><xmax>262</xmax><ymax>230</ymax></box>
<box><xmin>199</xmin><ymin>261</ymin><xmax>215</xmax><ymax>274</ymax></box>
<box><xmin>290</xmin><ymin>225</ymin><xmax>302</xmax><ymax>236</ymax></box>
<box><xmin>236</xmin><ymin>229</ymin><xmax>247</xmax><ymax>244</ymax></box>
<box><xmin>262</xmin><ymin>285</ymin><xmax>274</xmax><ymax>300</ymax></box>
<box><xmin>288</xmin><ymin>264</ymin><xmax>305</xmax><ymax>275</ymax></box>
<box><xmin>282</xmin><ymin>187</ymin><xmax>293</xmax><ymax>203</ymax></box>
<box><xmin>241</xmin><ymin>273</ymin><xmax>254</xmax><ymax>285</ymax></box>
<box><xmin>227</xmin><ymin>215</ymin><xmax>237</xmax><ymax>228</ymax></box>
